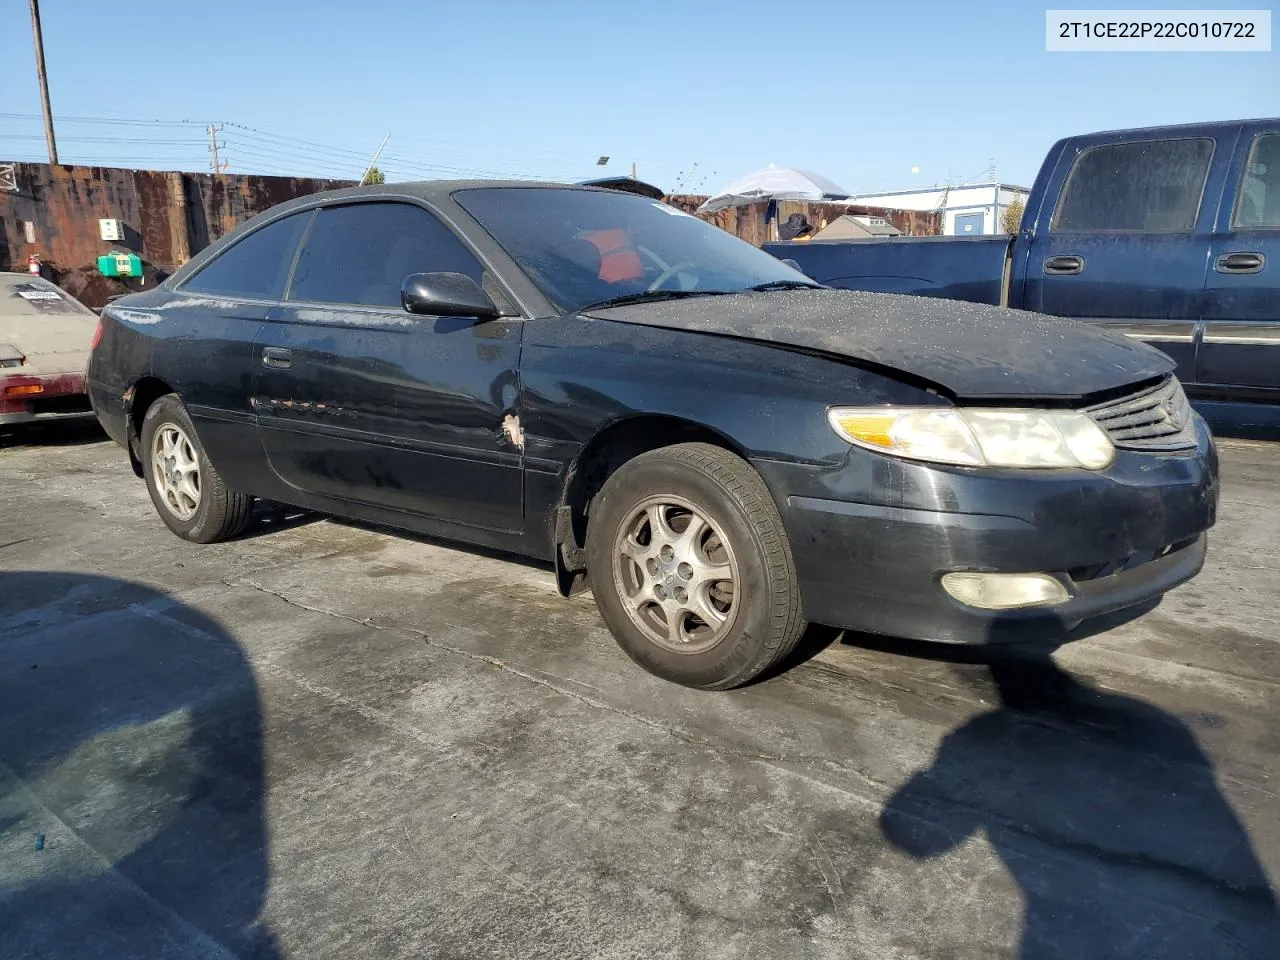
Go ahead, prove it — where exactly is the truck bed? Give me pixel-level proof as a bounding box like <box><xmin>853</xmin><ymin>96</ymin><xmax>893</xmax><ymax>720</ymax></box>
<box><xmin>764</xmin><ymin>235</ymin><xmax>1013</xmax><ymax>305</ymax></box>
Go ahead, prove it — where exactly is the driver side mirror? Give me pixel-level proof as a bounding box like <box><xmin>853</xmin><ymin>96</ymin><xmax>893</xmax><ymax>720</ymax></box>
<box><xmin>401</xmin><ymin>272</ymin><xmax>500</xmax><ymax>320</ymax></box>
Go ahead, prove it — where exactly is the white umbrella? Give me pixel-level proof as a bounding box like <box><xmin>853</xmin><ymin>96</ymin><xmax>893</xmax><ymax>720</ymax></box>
<box><xmin>697</xmin><ymin>163</ymin><xmax>849</xmax><ymax>213</ymax></box>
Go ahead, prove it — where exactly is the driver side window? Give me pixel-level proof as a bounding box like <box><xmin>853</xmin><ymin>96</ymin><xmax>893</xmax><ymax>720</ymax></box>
<box><xmin>287</xmin><ymin>202</ymin><xmax>486</xmax><ymax>308</ymax></box>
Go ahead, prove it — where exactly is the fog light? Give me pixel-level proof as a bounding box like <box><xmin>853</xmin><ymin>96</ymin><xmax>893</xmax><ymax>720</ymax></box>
<box><xmin>941</xmin><ymin>572</ymin><xmax>1070</xmax><ymax>610</ymax></box>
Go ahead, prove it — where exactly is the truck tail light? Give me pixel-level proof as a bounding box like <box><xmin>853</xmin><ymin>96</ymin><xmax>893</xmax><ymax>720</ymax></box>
<box><xmin>91</xmin><ymin>319</ymin><xmax>104</xmax><ymax>351</ymax></box>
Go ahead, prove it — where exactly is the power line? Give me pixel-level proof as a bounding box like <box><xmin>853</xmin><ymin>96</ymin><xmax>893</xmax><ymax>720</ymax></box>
<box><xmin>1</xmin><ymin>134</ymin><xmax>207</xmax><ymax>145</ymax></box>
<box><xmin>0</xmin><ymin>109</ymin><xmax>663</xmax><ymax>183</ymax></box>
<box><xmin>4</xmin><ymin>111</ymin><xmax>594</xmax><ymax>176</ymax></box>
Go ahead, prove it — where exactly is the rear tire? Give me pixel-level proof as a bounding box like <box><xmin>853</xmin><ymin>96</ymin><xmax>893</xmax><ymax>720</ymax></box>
<box><xmin>586</xmin><ymin>442</ymin><xmax>806</xmax><ymax>689</ymax></box>
<box><xmin>140</xmin><ymin>395</ymin><xmax>252</xmax><ymax>543</ymax></box>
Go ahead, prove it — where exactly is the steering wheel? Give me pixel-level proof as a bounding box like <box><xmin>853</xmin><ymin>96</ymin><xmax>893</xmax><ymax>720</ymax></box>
<box><xmin>647</xmin><ymin>260</ymin><xmax>699</xmax><ymax>293</ymax></box>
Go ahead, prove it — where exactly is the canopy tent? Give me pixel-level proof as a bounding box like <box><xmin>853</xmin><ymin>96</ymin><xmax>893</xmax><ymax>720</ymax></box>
<box><xmin>697</xmin><ymin>164</ymin><xmax>850</xmax><ymax>213</ymax></box>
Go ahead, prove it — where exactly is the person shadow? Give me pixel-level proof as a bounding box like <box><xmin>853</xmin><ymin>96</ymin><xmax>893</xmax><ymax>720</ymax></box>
<box><xmin>876</xmin><ymin>631</ymin><xmax>1279</xmax><ymax>959</ymax></box>
<box><xmin>0</xmin><ymin>571</ymin><xmax>279</xmax><ymax>959</ymax></box>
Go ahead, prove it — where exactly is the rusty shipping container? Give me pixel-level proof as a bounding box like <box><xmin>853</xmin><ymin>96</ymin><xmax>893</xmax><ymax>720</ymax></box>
<box><xmin>0</xmin><ymin>163</ymin><xmax>351</xmax><ymax>309</ymax></box>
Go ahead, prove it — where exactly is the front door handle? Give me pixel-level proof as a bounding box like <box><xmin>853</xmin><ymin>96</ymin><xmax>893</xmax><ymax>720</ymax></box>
<box><xmin>262</xmin><ymin>347</ymin><xmax>292</xmax><ymax>369</ymax></box>
<box><xmin>1043</xmin><ymin>255</ymin><xmax>1084</xmax><ymax>276</ymax></box>
<box><xmin>1216</xmin><ymin>251</ymin><xmax>1265</xmax><ymax>274</ymax></box>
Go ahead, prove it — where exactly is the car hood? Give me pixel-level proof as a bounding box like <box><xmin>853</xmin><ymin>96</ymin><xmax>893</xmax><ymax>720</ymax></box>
<box><xmin>587</xmin><ymin>289</ymin><xmax>1174</xmax><ymax>401</ymax></box>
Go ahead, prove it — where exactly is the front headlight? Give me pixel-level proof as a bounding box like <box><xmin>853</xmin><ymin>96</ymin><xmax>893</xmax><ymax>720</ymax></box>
<box><xmin>828</xmin><ymin>406</ymin><xmax>1114</xmax><ymax>470</ymax></box>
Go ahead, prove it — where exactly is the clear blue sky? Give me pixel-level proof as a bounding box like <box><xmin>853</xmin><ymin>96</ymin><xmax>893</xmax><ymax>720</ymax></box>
<box><xmin>2</xmin><ymin>0</ymin><xmax>1276</xmax><ymax>195</ymax></box>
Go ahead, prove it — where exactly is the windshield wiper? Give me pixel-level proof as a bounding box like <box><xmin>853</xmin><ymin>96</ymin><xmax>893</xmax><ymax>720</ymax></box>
<box><xmin>577</xmin><ymin>289</ymin><xmax>732</xmax><ymax>313</ymax></box>
<box><xmin>748</xmin><ymin>280</ymin><xmax>825</xmax><ymax>292</ymax></box>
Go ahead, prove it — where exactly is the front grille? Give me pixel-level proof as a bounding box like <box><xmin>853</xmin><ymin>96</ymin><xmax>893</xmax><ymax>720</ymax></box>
<box><xmin>1083</xmin><ymin>376</ymin><xmax>1197</xmax><ymax>451</ymax></box>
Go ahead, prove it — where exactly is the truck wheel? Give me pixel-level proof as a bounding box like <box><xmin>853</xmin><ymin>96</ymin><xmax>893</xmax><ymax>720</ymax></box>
<box><xmin>140</xmin><ymin>395</ymin><xmax>252</xmax><ymax>543</ymax></box>
<box><xmin>586</xmin><ymin>442</ymin><xmax>807</xmax><ymax>689</ymax></box>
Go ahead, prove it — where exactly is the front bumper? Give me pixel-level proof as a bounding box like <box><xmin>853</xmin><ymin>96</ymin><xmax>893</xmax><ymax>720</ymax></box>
<box><xmin>755</xmin><ymin>418</ymin><xmax>1219</xmax><ymax>645</ymax></box>
<box><xmin>0</xmin><ymin>372</ymin><xmax>93</xmax><ymax>426</ymax></box>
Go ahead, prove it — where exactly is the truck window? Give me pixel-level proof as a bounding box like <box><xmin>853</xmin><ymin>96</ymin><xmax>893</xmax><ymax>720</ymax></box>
<box><xmin>1051</xmin><ymin>138</ymin><xmax>1214</xmax><ymax>234</ymax></box>
<box><xmin>1232</xmin><ymin>133</ymin><xmax>1280</xmax><ymax>230</ymax></box>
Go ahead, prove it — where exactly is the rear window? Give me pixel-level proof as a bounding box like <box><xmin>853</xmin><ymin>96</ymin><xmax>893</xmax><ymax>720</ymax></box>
<box><xmin>183</xmin><ymin>211</ymin><xmax>310</xmax><ymax>300</ymax></box>
<box><xmin>0</xmin><ymin>276</ymin><xmax>93</xmax><ymax>318</ymax></box>
<box><xmin>1051</xmin><ymin>137</ymin><xmax>1214</xmax><ymax>233</ymax></box>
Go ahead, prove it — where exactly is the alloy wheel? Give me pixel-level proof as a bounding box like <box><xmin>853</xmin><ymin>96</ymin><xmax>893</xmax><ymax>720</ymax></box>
<box><xmin>611</xmin><ymin>495</ymin><xmax>739</xmax><ymax>654</ymax></box>
<box><xmin>151</xmin><ymin>423</ymin><xmax>201</xmax><ymax>521</ymax></box>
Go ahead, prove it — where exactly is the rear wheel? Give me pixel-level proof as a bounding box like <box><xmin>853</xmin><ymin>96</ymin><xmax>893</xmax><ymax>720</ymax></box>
<box><xmin>140</xmin><ymin>395</ymin><xmax>252</xmax><ymax>543</ymax></box>
<box><xmin>586</xmin><ymin>443</ymin><xmax>806</xmax><ymax>689</ymax></box>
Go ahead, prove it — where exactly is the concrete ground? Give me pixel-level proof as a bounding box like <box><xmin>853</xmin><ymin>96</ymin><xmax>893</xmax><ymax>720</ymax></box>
<box><xmin>0</xmin><ymin>424</ymin><xmax>1277</xmax><ymax>960</ymax></box>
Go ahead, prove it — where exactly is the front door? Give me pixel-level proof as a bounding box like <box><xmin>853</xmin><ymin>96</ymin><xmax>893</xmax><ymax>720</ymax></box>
<box><xmin>1198</xmin><ymin>129</ymin><xmax>1280</xmax><ymax>396</ymax></box>
<box><xmin>1023</xmin><ymin>134</ymin><xmax>1232</xmax><ymax>385</ymax></box>
<box><xmin>253</xmin><ymin>201</ymin><xmax>524</xmax><ymax>532</ymax></box>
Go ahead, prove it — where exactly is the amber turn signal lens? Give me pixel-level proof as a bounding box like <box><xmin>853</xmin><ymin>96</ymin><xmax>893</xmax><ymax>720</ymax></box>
<box><xmin>3</xmin><ymin>383</ymin><xmax>44</xmax><ymax>398</ymax></box>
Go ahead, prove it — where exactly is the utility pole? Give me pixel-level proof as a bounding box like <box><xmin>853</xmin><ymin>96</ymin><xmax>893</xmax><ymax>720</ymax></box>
<box><xmin>28</xmin><ymin>0</ymin><xmax>58</xmax><ymax>165</ymax></box>
<box><xmin>207</xmin><ymin>124</ymin><xmax>224</xmax><ymax>174</ymax></box>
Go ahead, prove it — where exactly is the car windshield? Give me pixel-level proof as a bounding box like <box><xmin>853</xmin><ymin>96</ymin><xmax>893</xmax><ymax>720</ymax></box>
<box><xmin>454</xmin><ymin>187</ymin><xmax>815</xmax><ymax>314</ymax></box>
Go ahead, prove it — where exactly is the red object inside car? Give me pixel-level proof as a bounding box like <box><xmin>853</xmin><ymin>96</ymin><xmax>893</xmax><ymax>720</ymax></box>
<box><xmin>585</xmin><ymin>229</ymin><xmax>645</xmax><ymax>283</ymax></box>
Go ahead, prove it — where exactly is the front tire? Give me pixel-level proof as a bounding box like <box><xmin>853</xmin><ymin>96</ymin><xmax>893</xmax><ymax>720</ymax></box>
<box><xmin>586</xmin><ymin>443</ymin><xmax>806</xmax><ymax>689</ymax></box>
<box><xmin>140</xmin><ymin>395</ymin><xmax>252</xmax><ymax>543</ymax></box>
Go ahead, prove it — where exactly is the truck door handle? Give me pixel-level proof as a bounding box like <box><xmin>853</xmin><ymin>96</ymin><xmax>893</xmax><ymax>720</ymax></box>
<box><xmin>1215</xmin><ymin>252</ymin><xmax>1265</xmax><ymax>274</ymax></box>
<box><xmin>261</xmin><ymin>347</ymin><xmax>292</xmax><ymax>369</ymax></box>
<box><xmin>1043</xmin><ymin>255</ymin><xmax>1084</xmax><ymax>275</ymax></box>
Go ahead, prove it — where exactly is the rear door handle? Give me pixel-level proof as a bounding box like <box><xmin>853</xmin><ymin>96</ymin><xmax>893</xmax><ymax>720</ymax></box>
<box><xmin>262</xmin><ymin>347</ymin><xmax>292</xmax><ymax>369</ymax></box>
<box><xmin>1215</xmin><ymin>252</ymin><xmax>1265</xmax><ymax>274</ymax></box>
<box><xmin>1043</xmin><ymin>255</ymin><xmax>1084</xmax><ymax>276</ymax></box>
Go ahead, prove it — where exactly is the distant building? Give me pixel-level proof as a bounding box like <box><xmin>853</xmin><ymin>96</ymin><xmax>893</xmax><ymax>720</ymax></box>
<box><xmin>851</xmin><ymin>183</ymin><xmax>1031</xmax><ymax>236</ymax></box>
<box><xmin>811</xmin><ymin>214</ymin><xmax>902</xmax><ymax>241</ymax></box>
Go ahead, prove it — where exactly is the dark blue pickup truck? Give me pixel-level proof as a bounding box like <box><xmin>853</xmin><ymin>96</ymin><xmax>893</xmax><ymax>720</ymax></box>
<box><xmin>767</xmin><ymin>119</ymin><xmax>1280</xmax><ymax>428</ymax></box>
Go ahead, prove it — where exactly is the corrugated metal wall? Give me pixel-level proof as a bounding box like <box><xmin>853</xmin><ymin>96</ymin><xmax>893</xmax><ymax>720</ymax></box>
<box><xmin>0</xmin><ymin>163</ymin><xmax>351</xmax><ymax>308</ymax></box>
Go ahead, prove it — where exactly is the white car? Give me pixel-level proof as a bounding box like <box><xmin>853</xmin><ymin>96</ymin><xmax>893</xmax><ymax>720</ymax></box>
<box><xmin>1</xmin><ymin>272</ymin><xmax>99</xmax><ymax>426</ymax></box>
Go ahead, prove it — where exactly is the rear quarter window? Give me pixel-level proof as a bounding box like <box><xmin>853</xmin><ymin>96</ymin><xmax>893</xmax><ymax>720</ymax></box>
<box><xmin>1051</xmin><ymin>137</ymin><xmax>1215</xmax><ymax>233</ymax></box>
<box><xmin>182</xmin><ymin>211</ymin><xmax>310</xmax><ymax>300</ymax></box>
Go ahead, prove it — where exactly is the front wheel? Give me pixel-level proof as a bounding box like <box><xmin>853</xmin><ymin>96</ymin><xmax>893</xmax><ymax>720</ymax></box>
<box><xmin>586</xmin><ymin>443</ymin><xmax>806</xmax><ymax>689</ymax></box>
<box><xmin>140</xmin><ymin>395</ymin><xmax>252</xmax><ymax>543</ymax></box>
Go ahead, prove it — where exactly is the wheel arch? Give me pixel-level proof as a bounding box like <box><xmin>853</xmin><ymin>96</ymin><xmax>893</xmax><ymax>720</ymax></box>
<box><xmin>123</xmin><ymin>375</ymin><xmax>178</xmax><ymax>477</ymax></box>
<box><xmin>553</xmin><ymin>414</ymin><xmax>750</xmax><ymax>597</ymax></box>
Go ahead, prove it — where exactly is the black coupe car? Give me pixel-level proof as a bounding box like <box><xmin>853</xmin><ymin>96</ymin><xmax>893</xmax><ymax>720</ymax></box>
<box><xmin>88</xmin><ymin>182</ymin><xmax>1218</xmax><ymax>689</ymax></box>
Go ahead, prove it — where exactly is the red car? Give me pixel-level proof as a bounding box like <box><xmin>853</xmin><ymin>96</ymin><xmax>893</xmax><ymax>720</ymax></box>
<box><xmin>0</xmin><ymin>272</ymin><xmax>99</xmax><ymax>427</ymax></box>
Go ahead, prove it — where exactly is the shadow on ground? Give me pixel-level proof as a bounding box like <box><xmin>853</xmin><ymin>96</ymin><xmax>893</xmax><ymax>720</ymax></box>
<box><xmin>0</xmin><ymin>572</ymin><xmax>277</xmax><ymax>959</ymax></box>
<box><xmin>858</xmin><ymin>627</ymin><xmax>1280</xmax><ymax>958</ymax></box>
<box><xmin>0</xmin><ymin>419</ymin><xmax>105</xmax><ymax>449</ymax></box>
